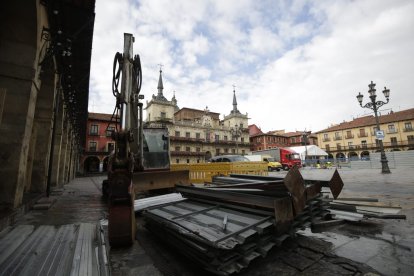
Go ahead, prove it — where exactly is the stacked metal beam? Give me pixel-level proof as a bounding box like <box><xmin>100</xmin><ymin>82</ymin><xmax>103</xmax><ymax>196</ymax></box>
<box><xmin>142</xmin><ymin>167</ymin><xmax>343</xmax><ymax>275</ymax></box>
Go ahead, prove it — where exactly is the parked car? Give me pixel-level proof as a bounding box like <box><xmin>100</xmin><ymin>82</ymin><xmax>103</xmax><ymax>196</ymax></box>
<box><xmin>208</xmin><ymin>155</ymin><xmax>250</xmax><ymax>162</ymax></box>
<box><xmin>245</xmin><ymin>154</ymin><xmax>282</xmax><ymax>171</ymax></box>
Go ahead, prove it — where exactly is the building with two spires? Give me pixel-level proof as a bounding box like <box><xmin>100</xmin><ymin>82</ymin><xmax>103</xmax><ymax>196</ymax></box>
<box><xmin>145</xmin><ymin>69</ymin><xmax>250</xmax><ymax>164</ymax></box>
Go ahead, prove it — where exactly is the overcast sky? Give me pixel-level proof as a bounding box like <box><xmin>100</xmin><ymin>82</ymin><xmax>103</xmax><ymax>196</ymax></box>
<box><xmin>89</xmin><ymin>0</ymin><xmax>414</xmax><ymax>133</ymax></box>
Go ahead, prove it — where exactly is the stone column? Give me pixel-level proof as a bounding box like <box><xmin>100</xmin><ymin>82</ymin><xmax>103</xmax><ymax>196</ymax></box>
<box><xmin>0</xmin><ymin>2</ymin><xmax>42</xmax><ymax>208</ymax></box>
<box><xmin>50</xmin><ymin>101</ymin><xmax>63</xmax><ymax>187</ymax></box>
<box><xmin>24</xmin><ymin>124</ymin><xmax>38</xmax><ymax>193</ymax></box>
<box><xmin>30</xmin><ymin>71</ymin><xmax>56</xmax><ymax>192</ymax></box>
<box><xmin>65</xmin><ymin>132</ymin><xmax>74</xmax><ymax>183</ymax></box>
<box><xmin>58</xmin><ymin>116</ymin><xmax>69</xmax><ymax>187</ymax></box>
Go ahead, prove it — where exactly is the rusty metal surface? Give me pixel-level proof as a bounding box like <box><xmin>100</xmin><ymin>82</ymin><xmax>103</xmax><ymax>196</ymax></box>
<box><xmin>283</xmin><ymin>166</ymin><xmax>306</xmax><ymax>215</ymax></box>
<box><xmin>299</xmin><ymin>169</ymin><xmax>344</xmax><ymax>199</ymax></box>
<box><xmin>176</xmin><ymin>185</ymin><xmax>279</xmax><ymax>210</ymax></box>
<box><xmin>305</xmin><ymin>182</ymin><xmax>322</xmax><ymax>200</ymax></box>
<box><xmin>133</xmin><ymin>170</ymin><xmax>190</xmax><ymax>192</ymax></box>
<box><xmin>327</xmin><ymin>169</ymin><xmax>344</xmax><ymax>199</ymax></box>
<box><xmin>108</xmin><ymin>203</ymin><xmax>135</xmax><ymax>247</ymax></box>
<box><xmin>273</xmin><ymin>197</ymin><xmax>294</xmax><ymax>235</ymax></box>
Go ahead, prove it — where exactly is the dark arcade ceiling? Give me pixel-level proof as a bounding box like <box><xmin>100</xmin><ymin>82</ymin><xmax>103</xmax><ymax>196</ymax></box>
<box><xmin>40</xmin><ymin>0</ymin><xmax>96</xmax><ymax>148</ymax></box>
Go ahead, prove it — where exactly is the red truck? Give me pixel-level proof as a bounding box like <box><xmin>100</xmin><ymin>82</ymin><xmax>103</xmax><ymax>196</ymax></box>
<box><xmin>251</xmin><ymin>148</ymin><xmax>301</xmax><ymax>170</ymax></box>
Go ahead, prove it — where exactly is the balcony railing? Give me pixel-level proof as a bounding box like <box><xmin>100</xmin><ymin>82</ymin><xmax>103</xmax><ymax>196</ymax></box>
<box><xmin>322</xmin><ymin>137</ymin><xmax>331</xmax><ymax>142</ymax></box>
<box><xmin>357</xmin><ymin>133</ymin><xmax>368</xmax><ymax>138</ymax></box>
<box><xmin>345</xmin><ymin>134</ymin><xmax>354</xmax><ymax>139</ymax></box>
<box><xmin>153</xmin><ymin>117</ymin><xmax>173</xmax><ymax>123</ymax></box>
<box><xmin>170</xmin><ymin>136</ymin><xmax>205</xmax><ymax>143</ymax></box>
<box><xmin>333</xmin><ymin>136</ymin><xmax>342</xmax><ymax>141</ymax></box>
<box><xmin>170</xmin><ymin>136</ymin><xmax>250</xmax><ymax>147</ymax></box>
<box><xmin>170</xmin><ymin>151</ymin><xmax>206</xmax><ymax>156</ymax></box>
<box><xmin>324</xmin><ymin>140</ymin><xmax>414</xmax><ymax>152</ymax></box>
<box><xmin>386</xmin><ymin>128</ymin><xmax>398</xmax><ymax>134</ymax></box>
<box><xmin>403</xmin><ymin>127</ymin><xmax>413</xmax><ymax>132</ymax></box>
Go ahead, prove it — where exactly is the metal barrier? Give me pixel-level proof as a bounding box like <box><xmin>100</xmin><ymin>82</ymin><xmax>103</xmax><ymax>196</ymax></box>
<box><xmin>171</xmin><ymin>162</ymin><xmax>268</xmax><ymax>183</ymax></box>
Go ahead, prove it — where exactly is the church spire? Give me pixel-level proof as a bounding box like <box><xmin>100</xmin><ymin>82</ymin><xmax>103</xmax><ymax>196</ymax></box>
<box><xmin>153</xmin><ymin>65</ymin><xmax>167</xmax><ymax>102</ymax></box>
<box><xmin>157</xmin><ymin>68</ymin><xmax>164</xmax><ymax>97</ymax></box>
<box><xmin>231</xmin><ymin>85</ymin><xmax>240</xmax><ymax>114</ymax></box>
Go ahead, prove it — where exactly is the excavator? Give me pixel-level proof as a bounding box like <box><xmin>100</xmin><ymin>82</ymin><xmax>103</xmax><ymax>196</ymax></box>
<box><xmin>103</xmin><ymin>33</ymin><xmax>189</xmax><ymax>247</ymax></box>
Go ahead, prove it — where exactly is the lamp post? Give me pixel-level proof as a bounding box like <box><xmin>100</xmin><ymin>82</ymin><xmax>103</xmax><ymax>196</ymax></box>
<box><xmin>356</xmin><ymin>81</ymin><xmax>391</xmax><ymax>174</ymax></box>
<box><xmin>302</xmin><ymin>130</ymin><xmax>308</xmax><ymax>166</ymax></box>
<box><xmin>230</xmin><ymin>124</ymin><xmax>243</xmax><ymax>154</ymax></box>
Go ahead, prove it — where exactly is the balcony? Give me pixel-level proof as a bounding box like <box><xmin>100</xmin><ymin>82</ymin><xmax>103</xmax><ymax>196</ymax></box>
<box><xmin>357</xmin><ymin>133</ymin><xmax>368</xmax><ymax>138</ymax></box>
<box><xmin>333</xmin><ymin>136</ymin><xmax>342</xmax><ymax>141</ymax></box>
<box><xmin>386</xmin><ymin>128</ymin><xmax>398</xmax><ymax>134</ymax></box>
<box><xmin>403</xmin><ymin>127</ymin><xmax>414</xmax><ymax>132</ymax></box>
<box><xmin>322</xmin><ymin>137</ymin><xmax>331</xmax><ymax>142</ymax></box>
<box><xmin>170</xmin><ymin>136</ymin><xmax>205</xmax><ymax>143</ymax></box>
<box><xmin>171</xmin><ymin>151</ymin><xmax>206</xmax><ymax>156</ymax></box>
<box><xmin>345</xmin><ymin>134</ymin><xmax>354</xmax><ymax>139</ymax></box>
<box><xmin>324</xmin><ymin>140</ymin><xmax>413</xmax><ymax>152</ymax></box>
<box><xmin>153</xmin><ymin>116</ymin><xmax>173</xmax><ymax>123</ymax></box>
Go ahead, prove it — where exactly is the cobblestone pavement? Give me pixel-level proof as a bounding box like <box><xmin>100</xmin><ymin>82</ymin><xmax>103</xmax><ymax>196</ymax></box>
<box><xmin>15</xmin><ymin>176</ymin><xmax>107</xmax><ymax>226</ymax></box>
<box><xmin>273</xmin><ymin>167</ymin><xmax>414</xmax><ymax>276</ymax></box>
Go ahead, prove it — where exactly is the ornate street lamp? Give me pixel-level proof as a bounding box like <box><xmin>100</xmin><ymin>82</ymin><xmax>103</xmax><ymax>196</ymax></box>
<box><xmin>230</xmin><ymin>124</ymin><xmax>243</xmax><ymax>154</ymax></box>
<box><xmin>356</xmin><ymin>81</ymin><xmax>391</xmax><ymax>173</ymax></box>
<box><xmin>302</xmin><ymin>130</ymin><xmax>309</xmax><ymax>166</ymax></box>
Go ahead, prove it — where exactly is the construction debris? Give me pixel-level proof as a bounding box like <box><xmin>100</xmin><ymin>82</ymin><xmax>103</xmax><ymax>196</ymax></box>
<box><xmin>141</xmin><ymin>167</ymin><xmax>330</xmax><ymax>275</ymax></box>
<box><xmin>134</xmin><ymin>193</ymin><xmax>184</xmax><ymax>212</ymax></box>
<box><xmin>326</xmin><ymin>199</ymin><xmax>406</xmax><ymax>221</ymax></box>
<box><xmin>137</xmin><ymin>168</ymin><xmax>405</xmax><ymax>275</ymax></box>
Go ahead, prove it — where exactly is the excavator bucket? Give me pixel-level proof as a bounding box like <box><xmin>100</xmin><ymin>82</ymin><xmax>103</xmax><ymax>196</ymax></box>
<box><xmin>133</xmin><ymin>169</ymin><xmax>190</xmax><ymax>193</ymax></box>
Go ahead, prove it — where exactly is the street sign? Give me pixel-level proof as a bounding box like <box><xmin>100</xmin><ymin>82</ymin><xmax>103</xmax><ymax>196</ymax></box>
<box><xmin>376</xmin><ymin>130</ymin><xmax>385</xmax><ymax>140</ymax></box>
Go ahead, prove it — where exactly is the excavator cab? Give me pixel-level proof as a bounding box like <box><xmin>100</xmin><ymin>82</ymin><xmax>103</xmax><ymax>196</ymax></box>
<box><xmin>142</xmin><ymin>127</ymin><xmax>170</xmax><ymax>170</ymax></box>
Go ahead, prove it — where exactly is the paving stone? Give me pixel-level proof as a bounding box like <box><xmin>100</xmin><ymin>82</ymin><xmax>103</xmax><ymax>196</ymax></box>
<box><xmin>296</xmin><ymin>235</ymin><xmax>332</xmax><ymax>254</ymax></box>
<box><xmin>240</xmin><ymin>257</ymin><xmax>297</xmax><ymax>276</ymax></box>
<box><xmin>303</xmin><ymin>259</ymin><xmax>354</xmax><ymax>276</ymax></box>
<box><xmin>280</xmin><ymin>251</ymin><xmax>316</xmax><ymax>271</ymax></box>
<box><xmin>295</xmin><ymin>247</ymin><xmax>324</xmax><ymax>261</ymax></box>
<box><xmin>32</xmin><ymin>203</ymin><xmax>53</xmax><ymax>210</ymax></box>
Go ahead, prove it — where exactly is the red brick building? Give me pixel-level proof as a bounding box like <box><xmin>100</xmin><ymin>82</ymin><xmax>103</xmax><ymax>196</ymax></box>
<box><xmin>248</xmin><ymin>126</ymin><xmax>318</xmax><ymax>151</ymax></box>
<box><xmin>81</xmin><ymin>112</ymin><xmax>118</xmax><ymax>173</ymax></box>
<box><xmin>283</xmin><ymin>131</ymin><xmax>318</xmax><ymax>147</ymax></box>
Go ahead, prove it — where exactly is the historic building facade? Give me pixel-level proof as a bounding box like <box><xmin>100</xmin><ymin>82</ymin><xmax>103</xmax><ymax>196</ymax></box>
<box><xmin>81</xmin><ymin>113</ymin><xmax>118</xmax><ymax>173</ymax></box>
<box><xmin>249</xmin><ymin>128</ymin><xmax>318</xmax><ymax>151</ymax></box>
<box><xmin>315</xmin><ymin>108</ymin><xmax>414</xmax><ymax>160</ymax></box>
<box><xmin>145</xmin><ymin>70</ymin><xmax>250</xmax><ymax>163</ymax></box>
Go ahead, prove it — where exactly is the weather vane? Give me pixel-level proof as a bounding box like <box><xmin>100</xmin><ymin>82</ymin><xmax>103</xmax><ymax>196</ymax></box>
<box><xmin>157</xmin><ymin>63</ymin><xmax>164</xmax><ymax>71</ymax></box>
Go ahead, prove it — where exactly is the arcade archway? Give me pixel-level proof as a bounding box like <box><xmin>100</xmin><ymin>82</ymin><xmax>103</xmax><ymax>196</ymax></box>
<box><xmin>84</xmin><ymin>156</ymin><xmax>100</xmax><ymax>173</ymax></box>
